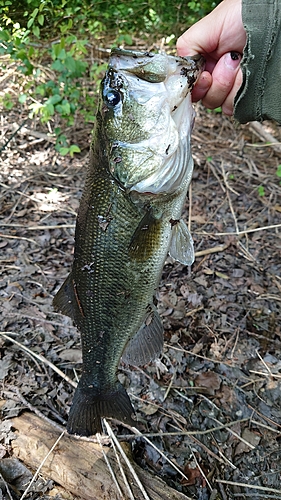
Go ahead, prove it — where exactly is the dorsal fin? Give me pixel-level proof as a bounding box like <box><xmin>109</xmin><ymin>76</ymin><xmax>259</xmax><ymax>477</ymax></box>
<box><xmin>53</xmin><ymin>273</ymin><xmax>84</xmax><ymax>329</ymax></box>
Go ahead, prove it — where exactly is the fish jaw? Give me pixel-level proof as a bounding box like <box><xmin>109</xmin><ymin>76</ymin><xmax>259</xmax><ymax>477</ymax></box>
<box><xmin>102</xmin><ymin>49</ymin><xmax>204</xmax><ymax>195</ymax></box>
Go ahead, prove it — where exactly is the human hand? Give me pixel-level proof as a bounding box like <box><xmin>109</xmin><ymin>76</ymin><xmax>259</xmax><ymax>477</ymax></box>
<box><xmin>177</xmin><ymin>0</ymin><xmax>246</xmax><ymax>115</ymax></box>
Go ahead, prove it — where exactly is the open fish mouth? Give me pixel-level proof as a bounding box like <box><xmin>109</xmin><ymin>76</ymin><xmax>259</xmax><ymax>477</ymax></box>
<box><xmin>102</xmin><ymin>49</ymin><xmax>204</xmax><ymax>195</ymax></box>
<box><xmin>109</xmin><ymin>48</ymin><xmax>204</xmax><ymax>85</ymax></box>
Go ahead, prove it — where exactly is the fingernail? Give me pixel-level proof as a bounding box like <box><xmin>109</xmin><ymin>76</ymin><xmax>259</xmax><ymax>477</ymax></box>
<box><xmin>224</xmin><ymin>51</ymin><xmax>241</xmax><ymax>70</ymax></box>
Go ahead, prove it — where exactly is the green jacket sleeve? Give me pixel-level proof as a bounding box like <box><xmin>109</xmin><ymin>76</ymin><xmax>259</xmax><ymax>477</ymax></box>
<box><xmin>234</xmin><ymin>0</ymin><xmax>281</xmax><ymax>124</ymax></box>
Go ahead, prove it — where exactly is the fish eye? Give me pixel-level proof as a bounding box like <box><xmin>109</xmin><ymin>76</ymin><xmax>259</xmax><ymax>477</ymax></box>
<box><xmin>104</xmin><ymin>89</ymin><xmax>121</xmax><ymax>107</ymax></box>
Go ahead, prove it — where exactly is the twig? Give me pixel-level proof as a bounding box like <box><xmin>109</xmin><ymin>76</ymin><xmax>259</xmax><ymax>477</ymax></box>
<box><xmin>96</xmin><ymin>433</ymin><xmax>124</xmax><ymax>499</ymax></box>
<box><xmin>250</xmin><ymin>419</ymin><xmax>281</xmax><ymax>435</ymax></box>
<box><xmin>249</xmin><ymin>121</ymin><xmax>281</xmax><ymax>154</ymax></box>
<box><xmin>216</xmin><ymin>447</ymin><xmax>237</xmax><ymax>470</ymax></box>
<box><xmin>0</xmin><ymin>472</ymin><xmax>13</xmax><ymax>500</ymax></box>
<box><xmin>0</xmin><ymin>233</ymin><xmax>40</xmax><ymax>245</ymax></box>
<box><xmin>0</xmin><ymin>119</ymin><xmax>28</xmax><ymax>154</ymax></box>
<box><xmin>209</xmin><ymin>160</ymin><xmax>240</xmax><ymax>233</ymax></box>
<box><xmin>186</xmin><ymin>433</ymin><xmax>232</xmax><ymax>467</ymax></box>
<box><xmin>131</xmin><ymin>426</ymin><xmax>205</xmax><ymax>485</ymax></box>
<box><xmin>118</xmin><ymin>418</ymin><xmax>250</xmax><ymax>439</ymax></box>
<box><xmin>165</xmin><ymin>343</ymin><xmax>223</xmax><ymax>364</ymax></box>
<box><xmin>19</xmin><ymin>430</ymin><xmax>65</xmax><ymax>500</ymax></box>
<box><xmin>216</xmin><ymin>479</ymin><xmax>281</xmax><ymax>494</ymax></box>
<box><xmin>209</xmin><ymin>162</ymin><xmax>226</xmax><ymax>193</ymax></box>
<box><xmin>194</xmin><ymin>244</ymin><xmax>229</xmax><ymax>257</ymax></box>
<box><xmin>104</xmin><ymin>419</ymin><xmax>150</xmax><ymax>500</ymax></box>
<box><xmin>256</xmin><ymin>355</ymin><xmax>273</xmax><ymax>377</ymax></box>
<box><xmin>14</xmin><ymin>388</ymin><xmax>65</xmax><ymax>432</ymax></box>
<box><xmin>249</xmin><ymin>370</ymin><xmax>281</xmax><ymax>379</ymax></box>
<box><xmin>189</xmin><ymin>446</ymin><xmax>212</xmax><ymax>491</ymax></box>
<box><xmin>233</xmin><ymin>494</ymin><xmax>281</xmax><ymax>499</ymax></box>
<box><xmin>3</xmin><ymin>313</ymin><xmax>77</xmax><ymax>328</ymax></box>
<box><xmin>110</xmin><ymin>434</ymin><xmax>134</xmax><ymax>500</ymax></box>
<box><xmin>225</xmin><ymin>188</ymin><xmax>240</xmax><ymax>234</ymax></box>
<box><xmin>196</xmin><ymin>222</ymin><xmax>281</xmax><ymax>236</ymax></box>
<box><xmin>0</xmin><ymin>223</ymin><xmax>75</xmax><ymax>230</ymax></box>
<box><xmin>0</xmin><ymin>334</ymin><xmax>42</xmax><ymax>372</ymax></box>
<box><xmin>0</xmin><ymin>332</ymin><xmax>77</xmax><ymax>388</ymax></box>
<box><xmin>237</xmin><ymin>240</ymin><xmax>257</xmax><ymax>262</ymax></box>
<box><xmin>20</xmin><ymin>126</ymin><xmax>56</xmax><ymax>143</ymax></box>
<box><xmin>4</xmin><ymin>184</ymin><xmax>28</xmax><ymax>223</ymax></box>
<box><xmin>211</xmin><ymin>417</ymin><xmax>255</xmax><ymax>450</ymax></box>
<box><xmin>130</xmin><ymin>393</ymin><xmax>176</xmax><ymax>421</ymax></box>
<box><xmin>219</xmin><ymin>161</ymin><xmax>240</xmax><ymax>196</ymax></box>
<box><xmin>256</xmin><ymin>293</ymin><xmax>281</xmax><ymax>302</ymax></box>
<box><xmin>230</xmin><ymin>328</ymin><xmax>240</xmax><ymax>359</ymax></box>
<box><xmin>0</xmin><ymin>181</ymin><xmax>51</xmax><ymax>203</ymax></box>
<box><xmin>163</xmin><ymin>370</ymin><xmax>176</xmax><ymax>401</ymax></box>
<box><xmin>185</xmin><ymin>306</ymin><xmax>204</xmax><ymax>316</ymax></box>
<box><xmin>247</xmin><ymin>403</ymin><xmax>281</xmax><ymax>429</ymax></box>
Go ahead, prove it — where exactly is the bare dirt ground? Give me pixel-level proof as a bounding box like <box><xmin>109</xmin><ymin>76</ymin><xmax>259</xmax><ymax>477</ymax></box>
<box><xmin>0</xmin><ymin>57</ymin><xmax>281</xmax><ymax>499</ymax></box>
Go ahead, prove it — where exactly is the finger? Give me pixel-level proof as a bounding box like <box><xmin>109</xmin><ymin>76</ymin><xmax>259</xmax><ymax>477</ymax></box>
<box><xmin>201</xmin><ymin>52</ymin><xmax>241</xmax><ymax>109</ymax></box>
<box><xmin>177</xmin><ymin>0</ymin><xmax>245</xmax><ymax>59</ymax></box>
<box><xmin>177</xmin><ymin>18</ymin><xmax>218</xmax><ymax>56</ymax></box>
<box><xmin>191</xmin><ymin>71</ymin><xmax>212</xmax><ymax>102</ymax></box>
<box><xmin>221</xmin><ymin>68</ymin><xmax>243</xmax><ymax>115</ymax></box>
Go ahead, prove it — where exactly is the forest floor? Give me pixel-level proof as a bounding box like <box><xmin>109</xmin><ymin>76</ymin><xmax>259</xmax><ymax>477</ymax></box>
<box><xmin>0</xmin><ymin>50</ymin><xmax>281</xmax><ymax>500</ymax></box>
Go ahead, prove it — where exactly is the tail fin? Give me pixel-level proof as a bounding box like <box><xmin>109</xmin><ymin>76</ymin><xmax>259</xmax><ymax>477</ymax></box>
<box><xmin>67</xmin><ymin>379</ymin><xmax>135</xmax><ymax>436</ymax></box>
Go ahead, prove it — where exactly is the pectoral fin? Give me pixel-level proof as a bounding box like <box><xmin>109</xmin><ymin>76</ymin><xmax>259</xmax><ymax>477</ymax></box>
<box><xmin>169</xmin><ymin>218</ymin><xmax>194</xmax><ymax>265</ymax></box>
<box><xmin>128</xmin><ymin>210</ymin><xmax>161</xmax><ymax>262</ymax></box>
<box><xmin>122</xmin><ymin>304</ymin><xmax>163</xmax><ymax>366</ymax></box>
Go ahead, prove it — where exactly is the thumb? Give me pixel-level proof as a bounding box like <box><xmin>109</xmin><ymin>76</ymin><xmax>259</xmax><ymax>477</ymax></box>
<box><xmin>177</xmin><ymin>20</ymin><xmax>214</xmax><ymax>56</ymax></box>
<box><xmin>202</xmin><ymin>52</ymin><xmax>241</xmax><ymax>109</ymax></box>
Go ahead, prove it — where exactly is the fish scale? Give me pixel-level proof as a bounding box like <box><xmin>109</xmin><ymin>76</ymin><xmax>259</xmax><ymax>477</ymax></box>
<box><xmin>53</xmin><ymin>48</ymin><xmax>204</xmax><ymax>436</ymax></box>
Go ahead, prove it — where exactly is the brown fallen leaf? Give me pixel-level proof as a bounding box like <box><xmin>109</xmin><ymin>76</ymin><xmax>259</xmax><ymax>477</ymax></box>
<box><xmin>194</xmin><ymin>371</ymin><xmax>221</xmax><ymax>395</ymax></box>
<box><xmin>181</xmin><ymin>462</ymin><xmax>208</xmax><ymax>486</ymax></box>
<box><xmin>215</xmin><ymin>384</ymin><xmax>237</xmax><ymax>412</ymax></box>
<box><xmin>58</xmin><ymin>348</ymin><xmax>82</xmax><ymax>363</ymax></box>
<box><xmin>235</xmin><ymin>428</ymin><xmax>261</xmax><ymax>455</ymax></box>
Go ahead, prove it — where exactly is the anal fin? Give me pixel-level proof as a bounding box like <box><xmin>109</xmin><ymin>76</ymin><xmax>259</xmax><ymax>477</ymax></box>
<box><xmin>169</xmin><ymin>218</ymin><xmax>194</xmax><ymax>266</ymax></box>
<box><xmin>122</xmin><ymin>304</ymin><xmax>163</xmax><ymax>366</ymax></box>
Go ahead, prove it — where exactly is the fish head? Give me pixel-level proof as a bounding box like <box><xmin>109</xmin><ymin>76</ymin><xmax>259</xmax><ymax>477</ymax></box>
<box><xmin>101</xmin><ymin>48</ymin><xmax>204</xmax><ymax>195</ymax></box>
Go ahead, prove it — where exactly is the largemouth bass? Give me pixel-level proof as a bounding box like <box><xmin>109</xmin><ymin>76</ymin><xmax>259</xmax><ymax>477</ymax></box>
<box><xmin>53</xmin><ymin>48</ymin><xmax>204</xmax><ymax>436</ymax></box>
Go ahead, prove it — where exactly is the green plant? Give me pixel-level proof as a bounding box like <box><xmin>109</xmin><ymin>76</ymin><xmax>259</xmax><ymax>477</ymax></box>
<box><xmin>0</xmin><ymin>92</ymin><xmax>14</xmax><ymax>109</ymax></box>
<box><xmin>207</xmin><ymin>106</ymin><xmax>222</xmax><ymax>114</ymax></box>
<box><xmin>0</xmin><ymin>0</ymin><xmax>220</xmax><ymax>156</ymax></box>
<box><xmin>258</xmin><ymin>185</ymin><xmax>265</xmax><ymax>197</ymax></box>
<box><xmin>0</xmin><ymin>16</ymin><xmax>102</xmax><ymax>155</ymax></box>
